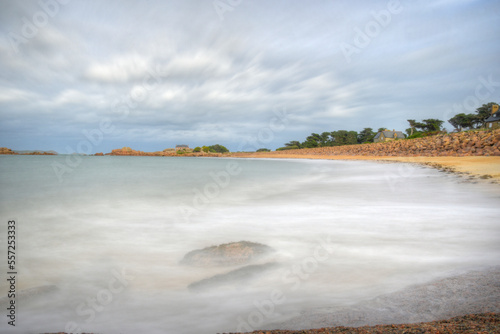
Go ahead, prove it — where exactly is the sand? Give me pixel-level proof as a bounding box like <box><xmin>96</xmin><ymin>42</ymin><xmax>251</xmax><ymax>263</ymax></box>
<box><xmin>230</xmin><ymin>153</ymin><xmax>500</xmax><ymax>182</ymax></box>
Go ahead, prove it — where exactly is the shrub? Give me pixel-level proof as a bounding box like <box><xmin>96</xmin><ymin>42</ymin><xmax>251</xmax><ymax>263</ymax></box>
<box><xmin>422</xmin><ymin>130</ymin><xmax>447</xmax><ymax>137</ymax></box>
<box><xmin>406</xmin><ymin>133</ymin><xmax>424</xmax><ymax>139</ymax></box>
<box><xmin>276</xmin><ymin>145</ymin><xmax>299</xmax><ymax>151</ymax></box>
<box><xmin>193</xmin><ymin>147</ymin><xmax>201</xmax><ymax>152</ymax></box>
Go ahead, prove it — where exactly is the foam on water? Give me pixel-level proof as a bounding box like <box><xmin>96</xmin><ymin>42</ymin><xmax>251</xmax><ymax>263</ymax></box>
<box><xmin>0</xmin><ymin>155</ymin><xmax>499</xmax><ymax>333</ymax></box>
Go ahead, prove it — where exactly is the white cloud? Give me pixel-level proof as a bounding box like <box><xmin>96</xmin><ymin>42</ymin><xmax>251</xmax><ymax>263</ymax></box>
<box><xmin>84</xmin><ymin>55</ymin><xmax>151</xmax><ymax>83</ymax></box>
<box><xmin>0</xmin><ymin>88</ymin><xmax>40</xmax><ymax>103</ymax></box>
<box><xmin>0</xmin><ymin>0</ymin><xmax>499</xmax><ymax>151</ymax></box>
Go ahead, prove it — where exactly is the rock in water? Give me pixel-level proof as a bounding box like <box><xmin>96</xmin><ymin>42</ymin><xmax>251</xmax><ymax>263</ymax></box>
<box><xmin>188</xmin><ymin>262</ymin><xmax>281</xmax><ymax>291</ymax></box>
<box><xmin>180</xmin><ymin>241</ymin><xmax>274</xmax><ymax>267</ymax></box>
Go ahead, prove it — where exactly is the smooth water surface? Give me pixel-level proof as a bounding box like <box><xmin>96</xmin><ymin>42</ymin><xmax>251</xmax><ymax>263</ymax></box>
<box><xmin>0</xmin><ymin>155</ymin><xmax>499</xmax><ymax>333</ymax></box>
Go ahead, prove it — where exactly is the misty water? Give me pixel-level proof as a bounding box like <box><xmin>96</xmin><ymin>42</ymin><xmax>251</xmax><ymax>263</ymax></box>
<box><xmin>0</xmin><ymin>155</ymin><xmax>499</xmax><ymax>333</ymax></box>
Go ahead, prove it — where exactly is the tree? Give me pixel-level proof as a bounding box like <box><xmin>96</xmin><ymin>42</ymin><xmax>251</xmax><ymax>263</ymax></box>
<box><xmin>256</xmin><ymin>148</ymin><xmax>270</xmax><ymax>152</ymax></box>
<box><xmin>285</xmin><ymin>141</ymin><xmax>302</xmax><ymax>149</ymax></box>
<box><xmin>448</xmin><ymin>113</ymin><xmax>478</xmax><ymax>132</ymax></box>
<box><xmin>301</xmin><ymin>133</ymin><xmax>322</xmax><ymax>148</ymax></box>
<box><xmin>330</xmin><ymin>130</ymin><xmax>358</xmax><ymax>146</ymax></box>
<box><xmin>358</xmin><ymin>128</ymin><xmax>375</xmax><ymax>143</ymax></box>
<box><xmin>407</xmin><ymin>120</ymin><xmax>417</xmax><ymax>136</ymax></box>
<box><xmin>420</xmin><ymin>119</ymin><xmax>444</xmax><ymax>132</ymax></box>
<box><xmin>377</xmin><ymin>127</ymin><xmax>387</xmax><ymax>133</ymax></box>
<box><xmin>193</xmin><ymin>147</ymin><xmax>201</xmax><ymax>152</ymax></box>
<box><xmin>320</xmin><ymin>132</ymin><xmax>332</xmax><ymax>146</ymax></box>
<box><xmin>475</xmin><ymin>102</ymin><xmax>498</xmax><ymax>127</ymax></box>
<box><xmin>208</xmin><ymin>144</ymin><xmax>229</xmax><ymax>153</ymax></box>
<box><xmin>202</xmin><ymin>146</ymin><xmax>211</xmax><ymax>153</ymax></box>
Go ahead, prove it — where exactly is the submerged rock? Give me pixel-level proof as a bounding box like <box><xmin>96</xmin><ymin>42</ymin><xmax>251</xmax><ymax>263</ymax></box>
<box><xmin>180</xmin><ymin>241</ymin><xmax>275</xmax><ymax>267</ymax></box>
<box><xmin>188</xmin><ymin>262</ymin><xmax>281</xmax><ymax>291</ymax></box>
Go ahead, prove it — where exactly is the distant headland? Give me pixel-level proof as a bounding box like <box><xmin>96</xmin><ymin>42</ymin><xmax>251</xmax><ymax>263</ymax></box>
<box><xmin>0</xmin><ymin>148</ymin><xmax>57</xmax><ymax>155</ymax></box>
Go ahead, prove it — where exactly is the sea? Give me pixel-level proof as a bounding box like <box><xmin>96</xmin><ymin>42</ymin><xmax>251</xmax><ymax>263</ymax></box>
<box><xmin>0</xmin><ymin>155</ymin><xmax>499</xmax><ymax>333</ymax></box>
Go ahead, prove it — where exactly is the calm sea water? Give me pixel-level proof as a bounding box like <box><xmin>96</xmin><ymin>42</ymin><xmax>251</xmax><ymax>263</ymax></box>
<box><xmin>0</xmin><ymin>155</ymin><xmax>499</xmax><ymax>333</ymax></box>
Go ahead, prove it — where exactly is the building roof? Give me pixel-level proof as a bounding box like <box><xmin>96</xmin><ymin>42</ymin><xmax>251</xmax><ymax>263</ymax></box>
<box><xmin>175</xmin><ymin>144</ymin><xmax>189</xmax><ymax>148</ymax></box>
<box><xmin>485</xmin><ymin>112</ymin><xmax>500</xmax><ymax>123</ymax></box>
<box><xmin>374</xmin><ymin>130</ymin><xmax>405</xmax><ymax>139</ymax></box>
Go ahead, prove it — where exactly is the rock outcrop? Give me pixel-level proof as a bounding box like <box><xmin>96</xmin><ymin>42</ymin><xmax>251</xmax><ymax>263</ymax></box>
<box><xmin>0</xmin><ymin>147</ymin><xmax>17</xmax><ymax>155</ymax></box>
<box><xmin>181</xmin><ymin>241</ymin><xmax>274</xmax><ymax>267</ymax></box>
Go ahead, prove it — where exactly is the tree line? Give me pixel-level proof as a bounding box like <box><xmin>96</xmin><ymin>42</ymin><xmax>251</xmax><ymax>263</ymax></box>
<box><xmin>446</xmin><ymin>102</ymin><xmax>497</xmax><ymax>132</ymax></box>
<box><xmin>277</xmin><ymin>128</ymin><xmax>384</xmax><ymax>150</ymax></box>
<box><xmin>275</xmin><ymin>102</ymin><xmax>497</xmax><ymax>151</ymax></box>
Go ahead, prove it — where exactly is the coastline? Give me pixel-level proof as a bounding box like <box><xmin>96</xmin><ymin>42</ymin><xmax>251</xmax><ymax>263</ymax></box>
<box><xmin>229</xmin><ymin>152</ymin><xmax>500</xmax><ymax>183</ymax></box>
<box><xmin>256</xmin><ymin>266</ymin><xmax>500</xmax><ymax>332</ymax></box>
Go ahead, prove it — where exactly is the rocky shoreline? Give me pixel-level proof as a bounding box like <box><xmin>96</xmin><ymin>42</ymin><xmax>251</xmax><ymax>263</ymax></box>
<box><xmin>266</xmin><ymin>129</ymin><xmax>500</xmax><ymax>157</ymax></box>
<box><xmin>220</xmin><ymin>313</ymin><xmax>500</xmax><ymax>334</ymax></box>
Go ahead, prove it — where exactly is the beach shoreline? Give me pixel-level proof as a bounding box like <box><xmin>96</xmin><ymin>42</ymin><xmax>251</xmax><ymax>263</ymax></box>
<box><xmin>229</xmin><ymin>153</ymin><xmax>500</xmax><ymax>183</ymax></box>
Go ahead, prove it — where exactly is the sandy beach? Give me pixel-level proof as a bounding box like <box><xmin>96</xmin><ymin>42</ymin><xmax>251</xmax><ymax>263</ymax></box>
<box><xmin>230</xmin><ymin>153</ymin><xmax>500</xmax><ymax>182</ymax></box>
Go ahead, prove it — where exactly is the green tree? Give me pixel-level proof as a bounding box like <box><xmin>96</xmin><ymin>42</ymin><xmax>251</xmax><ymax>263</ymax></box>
<box><xmin>301</xmin><ymin>133</ymin><xmax>322</xmax><ymax>148</ymax></box>
<box><xmin>330</xmin><ymin>130</ymin><xmax>358</xmax><ymax>146</ymax></box>
<box><xmin>202</xmin><ymin>146</ymin><xmax>210</xmax><ymax>153</ymax></box>
<box><xmin>193</xmin><ymin>147</ymin><xmax>201</xmax><ymax>152</ymax></box>
<box><xmin>208</xmin><ymin>144</ymin><xmax>229</xmax><ymax>153</ymax></box>
<box><xmin>407</xmin><ymin>120</ymin><xmax>418</xmax><ymax>136</ymax></box>
<box><xmin>358</xmin><ymin>128</ymin><xmax>375</xmax><ymax>143</ymax></box>
<box><xmin>320</xmin><ymin>132</ymin><xmax>332</xmax><ymax>146</ymax></box>
<box><xmin>285</xmin><ymin>141</ymin><xmax>302</xmax><ymax>149</ymax></box>
<box><xmin>377</xmin><ymin>127</ymin><xmax>387</xmax><ymax>133</ymax></box>
<box><xmin>475</xmin><ymin>102</ymin><xmax>499</xmax><ymax>127</ymax></box>
<box><xmin>420</xmin><ymin>119</ymin><xmax>444</xmax><ymax>132</ymax></box>
<box><xmin>448</xmin><ymin>113</ymin><xmax>477</xmax><ymax>132</ymax></box>
<box><xmin>256</xmin><ymin>148</ymin><xmax>270</xmax><ymax>152</ymax></box>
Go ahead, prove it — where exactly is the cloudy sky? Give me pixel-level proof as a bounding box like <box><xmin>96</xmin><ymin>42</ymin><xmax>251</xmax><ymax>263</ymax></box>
<box><xmin>1</xmin><ymin>0</ymin><xmax>499</xmax><ymax>153</ymax></box>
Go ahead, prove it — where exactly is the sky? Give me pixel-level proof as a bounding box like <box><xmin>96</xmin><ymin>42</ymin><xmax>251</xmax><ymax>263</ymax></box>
<box><xmin>0</xmin><ymin>0</ymin><xmax>499</xmax><ymax>153</ymax></box>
